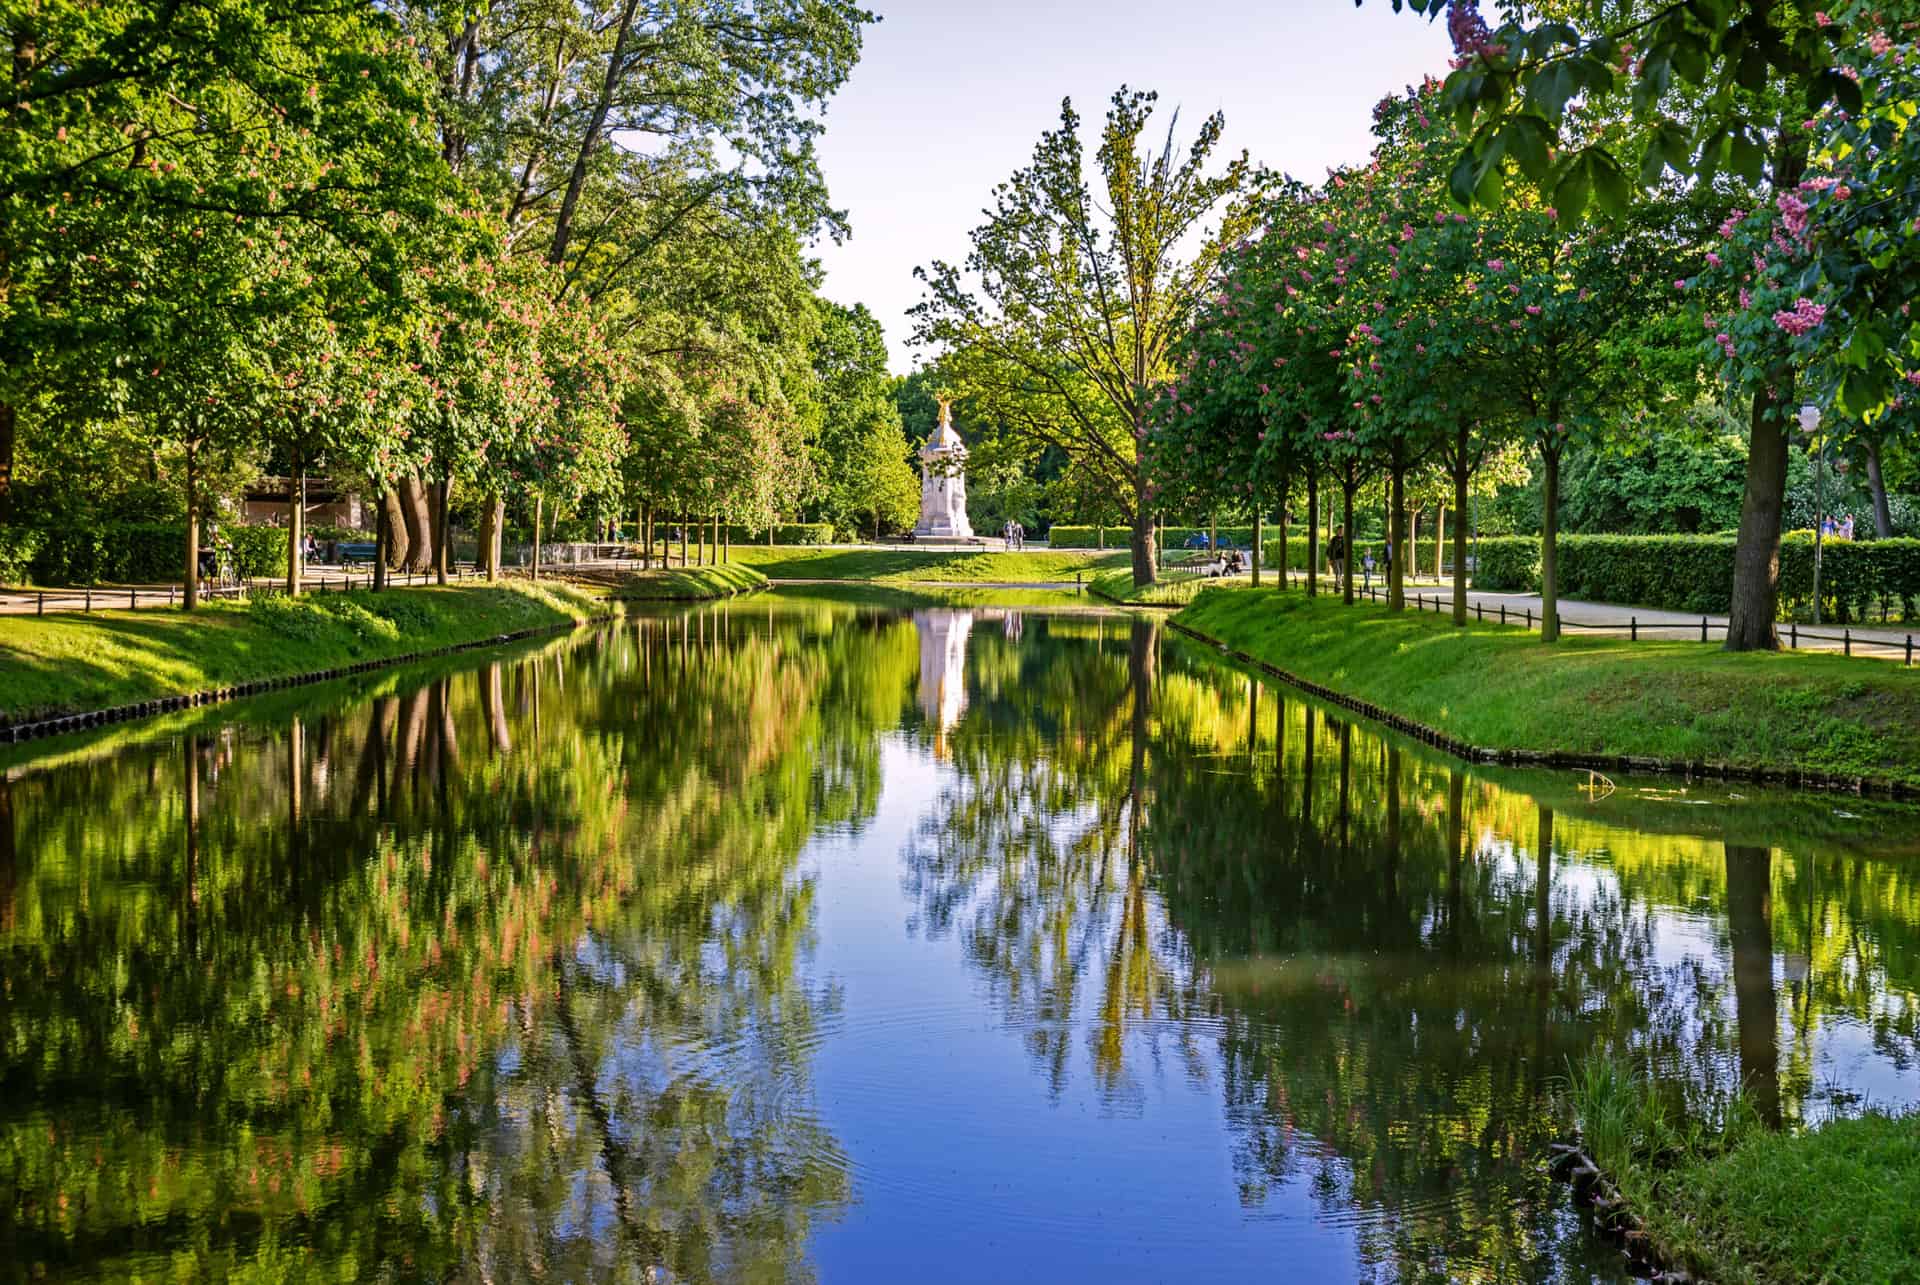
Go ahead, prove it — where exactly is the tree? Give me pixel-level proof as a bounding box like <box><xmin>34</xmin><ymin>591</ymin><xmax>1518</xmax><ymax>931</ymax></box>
<box><xmin>914</xmin><ymin>88</ymin><xmax>1255</xmax><ymax>586</ymax></box>
<box><xmin>806</xmin><ymin>301</ymin><xmax>917</xmax><ymax>539</ymax></box>
<box><xmin>1382</xmin><ymin>0</ymin><xmax>1868</xmax><ymax>647</ymax></box>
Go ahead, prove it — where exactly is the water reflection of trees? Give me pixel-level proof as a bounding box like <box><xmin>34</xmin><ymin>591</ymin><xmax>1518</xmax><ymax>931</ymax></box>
<box><xmin>904</xmin><ymin>622</ymin><xmax>1920</xmax><ymax>1282</ymax></box>
<box><xmin>0</xmin><ymin>604</ymin><xmax>916</xmax><ymax>1281</ymax></box>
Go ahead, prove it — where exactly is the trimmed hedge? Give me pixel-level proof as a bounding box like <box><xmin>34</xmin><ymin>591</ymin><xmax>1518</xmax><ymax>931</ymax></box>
<box><xmin>4</xmin><ymin>522</ymin><xmax>288</xmax><ymax>586</ymax></box>
<box><xmin>721</xmin><ymin>522</ymin><xmax>834</xmax><ymax>545</ymax></box>
<box><xmin>1460</xmin><ymin>533</ymin><xmax>1920</xmax><ymax>622</ymax></box>
<box><xmin>1471</xmin><ymin>536</ymin><xmax>1541</xmax><ymax>593</ymax></box>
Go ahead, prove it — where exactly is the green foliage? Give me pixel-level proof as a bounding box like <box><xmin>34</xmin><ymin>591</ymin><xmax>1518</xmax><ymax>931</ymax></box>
<box><xmin>1471</xmin><ymin>536</ymin><xmax>1541</xmax><ymax>593</ymax></box>
<box><xmin>1465</xmin><ymin>533</ymin><xmax>1920</xmax><ymax>621</ymax></box>
<box><xmin>720</xmin><ymin>523</ymin><xmax>835</xmax><ymax>545</ymax></box>
<box><xmin>16</xmin><ymin>523</ymin><xmax>286</xmax><ymax>586</ymax></box>
<box><xmin>914</xmin><ymin>87</ymin><xmax>1257</xmax><ymax>582</ymax></box>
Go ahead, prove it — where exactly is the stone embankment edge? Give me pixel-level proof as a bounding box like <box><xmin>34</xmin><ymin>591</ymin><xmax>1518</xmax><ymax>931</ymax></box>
<box><xmin>0</xmin><ymin>611</ymin><xmax>619</xmax><ymax>746</ymax></box>
<box><xmin>1168</xmin><ymin>619</ymin><xmax>1915</xmax><ymax>800</ymax></box>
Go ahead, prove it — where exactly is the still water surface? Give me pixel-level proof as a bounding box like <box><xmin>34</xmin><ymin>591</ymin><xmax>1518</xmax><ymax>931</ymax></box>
<box><xmin>5</xmin><ymin>596</ymin><xmax>1920</xmax><ymax>1282</ymax></box>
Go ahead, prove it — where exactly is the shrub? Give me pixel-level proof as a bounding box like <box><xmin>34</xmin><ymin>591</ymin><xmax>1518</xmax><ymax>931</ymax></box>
<box><xmin>720</xmin><ymin>522</ymin><xmax>834</xmax><ymax>545</ymax></box>
<box><xmin>1469</xmin><ymin>536</ymin><xmax>1541</xmax><ymax>592</ymax></box>
<box><xmin>1446</xmin><ymin>533</ymin><xmax>1920</xmax><ymax>622</ymax></box>
<box><xmin>0</xmin><ymin>527</ymin><xmax>45</xmax><ymax>585</ymax></box>
<box><xmin>15</xmin><ymin>522</ymin><xmax>289</xmax><ymax>585</ymax></box>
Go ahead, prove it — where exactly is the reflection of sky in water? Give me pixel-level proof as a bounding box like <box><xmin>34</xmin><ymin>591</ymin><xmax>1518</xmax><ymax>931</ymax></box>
<box><xmin>808</xmin><ymin>738</ymin><xmax>1364</xmax><ymax>1284</ymax></box>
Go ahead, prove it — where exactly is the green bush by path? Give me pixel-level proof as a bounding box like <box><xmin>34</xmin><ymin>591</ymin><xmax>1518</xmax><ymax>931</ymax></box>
<box><xmin>1470</xmin><ymin>535</ymin><xmax>1541</xmax><ymax>592</ymax></box>
<box><xmin>1</xmin><ymin>521</ymin><xmax>290</xmax><ymax>587</ymax></box>
<box><xmin>1461</xmin><ymin>532</ymin><xmax>1920</xmax><ymax>621</ymax></box>
<box><xmin>1173</xmin><ymin>586</ymin><xmax>1920</xmax><ymax>787</ymax></box>
<box><xmin>0</xmin><ymin>581</ymin><xmax>604</xmax><ymax>724</ymax></box>
<box><xmin>716</xmin><ymin>522</ymin><xmax>835</xmax><ymax>546</ymax></box>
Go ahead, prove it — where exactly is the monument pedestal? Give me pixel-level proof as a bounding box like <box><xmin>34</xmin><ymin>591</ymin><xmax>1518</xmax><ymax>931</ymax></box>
<box><xmin>914</xmin><ymin>397</ymin><xmax>974</xmax><ymax>540</ymax></box>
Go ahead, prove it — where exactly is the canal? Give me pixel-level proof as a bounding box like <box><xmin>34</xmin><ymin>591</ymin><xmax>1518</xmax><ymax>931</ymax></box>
<box><xmin>4</xmin><ymin>595</ymin><xmax>1919</xmax><ymax>1281</ymax></box>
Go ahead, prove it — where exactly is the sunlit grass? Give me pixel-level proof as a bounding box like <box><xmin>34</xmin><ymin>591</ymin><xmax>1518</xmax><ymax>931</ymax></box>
<box><xmin>1176</xmin><ymin>585</ymin><xmax>1920</xmax><ymax>786</ymax></box>
<box><xmin>0</xmin><ymin>581</ymin><xmax>604</xmax><ymax>723</ymax></box>
<box><xmin>1567</xmin><ymin>1056</ymin><xmax>1920</xmax><ymax>1284</ymax></box>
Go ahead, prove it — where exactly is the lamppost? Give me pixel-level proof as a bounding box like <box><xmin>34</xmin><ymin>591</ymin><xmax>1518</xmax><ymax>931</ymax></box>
<box><xmin>1800</xmin><ymin>402</ymin><xmax>1825</xmax><ymax>625</ymax></box>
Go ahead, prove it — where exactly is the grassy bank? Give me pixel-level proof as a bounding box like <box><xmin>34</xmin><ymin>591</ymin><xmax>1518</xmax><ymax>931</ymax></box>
<box><xmin>1571</xmin><ymin>1059</ymin><xmax>1920</xmax><ymax>1284</ymax></box>
<box><xmin>563</xmin><ymin>563</ymin><xmax>766</xmax><ymax>599</ymax></box>
<box><xmin>1174</xmin><ymin>586</ymin><xmax>1920</xmax><ymax>788</ymax></box>
<box><xmin>725</xmin><ymin>545</ymin><xmax>1127</xmax><ymax>583</ymax></box>
<box><xmin>0</xmin><ymin>581</ymin><xmax>604</xmax><ymax>725</ymax></box>
<box><xmin>1088</xmin><ymin>568</ymin><xmax>1212</xmax><ymax>606</ymax></box>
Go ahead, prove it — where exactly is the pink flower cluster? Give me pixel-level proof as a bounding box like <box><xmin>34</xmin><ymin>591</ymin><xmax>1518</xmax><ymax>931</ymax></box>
<box><xmin>1719</xmin><ymin>210</ymin><xmax>1747</xmax><ymax>240</ymax></box>
<box><xmin>1776</xmin><ymin>191</ymin><xmax>1811</xmax><ymax>242</ymax></box>
<box><xmin>1773</xmin><ymin>298</ymin><xmax>1827</xmax><ymax>336</ymax></box>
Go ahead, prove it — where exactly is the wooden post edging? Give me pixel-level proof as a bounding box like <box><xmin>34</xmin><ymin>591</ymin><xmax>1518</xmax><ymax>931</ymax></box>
<box><xmin>1547</xmin><ymin>1143</ymin><xmax>1697</xmax><ymax>1284</ymax></box>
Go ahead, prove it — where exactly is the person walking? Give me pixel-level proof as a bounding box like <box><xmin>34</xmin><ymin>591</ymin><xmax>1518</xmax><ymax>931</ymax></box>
<box><xmin>1326</xmin><ymin>525</ymin><xmax>1347</xmax><ymax>586</ymax></box>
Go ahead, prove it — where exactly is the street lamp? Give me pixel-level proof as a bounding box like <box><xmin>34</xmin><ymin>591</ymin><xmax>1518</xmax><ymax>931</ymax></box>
<box><xmin>1800</xmin><ymin>402</ymin><xmax>1825</xmax><ymax>625</ymax></box>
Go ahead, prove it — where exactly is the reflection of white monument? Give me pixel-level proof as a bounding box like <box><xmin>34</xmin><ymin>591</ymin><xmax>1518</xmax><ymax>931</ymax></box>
<box><xmin>914</xmin><ymin>396</ymin><xmax>974</xmax><ymax>539</ymax></box>
<box><xmin>914</xmin><ymin>609</ymin><xmax>975</xmax><ymax>756</ymax></box>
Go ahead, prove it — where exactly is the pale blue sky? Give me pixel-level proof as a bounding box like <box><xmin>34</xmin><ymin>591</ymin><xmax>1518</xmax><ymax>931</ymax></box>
<box><xmin>810</xmin><ymin>0</ymin><xmax>1455</xmax><ymax>371</ymax></box>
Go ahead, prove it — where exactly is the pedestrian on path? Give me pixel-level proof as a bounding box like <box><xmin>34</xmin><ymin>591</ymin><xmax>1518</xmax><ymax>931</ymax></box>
<box><xmin>1327</xmin><ymin>526</ymin><xmax>1346</xmax><ymax>585</ymax></box>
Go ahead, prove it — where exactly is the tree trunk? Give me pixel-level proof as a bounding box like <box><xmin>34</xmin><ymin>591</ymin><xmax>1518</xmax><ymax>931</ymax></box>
<box><xmin>1388</xmin><ymin>463</ymin><xmax>1405</xmax><ymax>610</ymax></box>
<box><xmin>478</xmin><ymin>492</ymin><xmax>504</xmax><ymax>579</ymax></box>
<box><xmin>1408</xmin><ymin>507</ymin><xmax>1421</xmax><ymax>583</ymax></box>
<box><xmin>1435</xmin><ymin>502</ymin><xmax>1446</xmax><ymax>579</ymax></box>
<box><xmin>1725</xmin><ymin>844</ymin><xmax>1782</xmax><ymax>1128</ymax></box>
<box><xmin>1251</xmin><ymin>482</ymin><xmax>1262</xmax><ymax>588</ymax></box>
<box><xmin>1725</xmin><ymin>130</ymin><xmax>1809</xmax><ymax>650</ymax></box>
<box><xmin>680</xmin><ymin>518</ymin><xmax>688</xmax><ymax>567</ymax></box>
<box><xmin>400</xmin><ymin>475</ymin><xmax>433</xmax><ymax>574</ymax></box>
<box><xmin>531</xmin><ymin>494</ymin><xmax>542</xmax><ymax>581</ymax></box>
<box><xmin>1541</xmin><ymin>444</ymin><xmax>1561</xmax><ymax>642</ymax></box>
<box><xmin>373</xmin><ymin>490</ymin><xmax>390</xmax><ymax>592</ymax></box>
<box><xmin>433</xmin><ymin>471</ymin><xmax>452</xmax><ymax>585</ymax></box>
<box><xmin>1342</xmin><ymin>466</ymin><xmax>1357</xmax><ymax>605</ymax></box>
<box><xmin>548</xmin><ymin>0</ymin><xmax>641</xmax><ymax>266</ymax></box>
<box><xmin>1129</xmin><ymin>477</ymin><xmax>1157</xmax><ymax>586</ymax></box>
<box><xmin>0</xmin><ymin>399</ymin><xmax>14</xmax><ymax>521</ymax></box>
<box><xmin>381</xmin><ymin>488</ymin><xmax>411</xmax><ymax>571</ymax></box>
<box><xmin>287</xmin><ymin>447</ymin><xmax>304</xmax><ymax>596</ymax></box>
<box><xmin>1276</xmin><ymin>476</ymin><xmax>1289</xmax><ymax>591</ymax></box>
<box><xmin>184</xmin><ymin>441</ymin><xmax>200</xmax><ymax>612</ymax></box>
<box><xmin>1865</xmin><ymin>440</ymin><xmax>1894</xmax><ymax>539</ymax></box>
<box><xmin>1725</xmin><ymin>403</ymin><xmax>1787</xmax><ymax>650</ymax></box>
<box><xmin>1306</xmin><ymin>464</ymin><xmax>1319</xmax><ymax>598</ymax></box>
<box><xmin>1451</xmin><ymin>445</ymin><xmax>1470</xmax><ymax>626</ymax></box>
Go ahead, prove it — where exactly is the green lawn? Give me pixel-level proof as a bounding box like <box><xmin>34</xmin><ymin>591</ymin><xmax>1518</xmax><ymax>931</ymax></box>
<box><xmin>1570</xmin><ymin>1058</ymin><xmax>1920</xmax><ymax>1284</ymax></box>
<box><xmin>566</xmin><ymin>563</ymin><xmax>767</xmax><ymax>599</ymax></box>
<box><xmin>0</xmin><ymin>581</ymin><xmax>604</xmax><ymax>724</ymax></box>
<box><xmin>1088</xmin><ymin>568</ymin><xmax>1211</xmax><ymax>606</ymax></box>
<box><xmin>724</xmin><ymin>545</ymin><xmax>1129</xmax><ymax>583</ymax></box>
<box><xmin>1175</xmin><ymin>585</ymin><xmax>1920</xmax><ymax>788</ymax></box>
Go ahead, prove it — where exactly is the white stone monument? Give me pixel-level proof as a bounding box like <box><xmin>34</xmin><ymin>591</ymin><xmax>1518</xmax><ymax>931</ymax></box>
<box><xmin>913</xmin><ymin>396</ymin><xmax>974</xmax><ymax>539</ymax></box>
